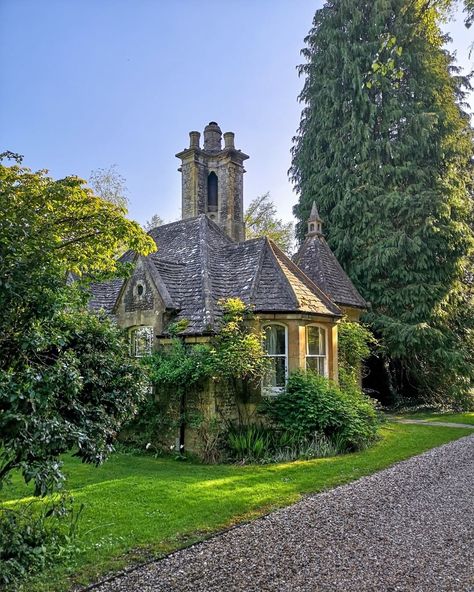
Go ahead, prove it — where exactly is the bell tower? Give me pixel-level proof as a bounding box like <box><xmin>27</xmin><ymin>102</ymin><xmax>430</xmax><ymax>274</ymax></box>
<box><xmin>176</xmin><ymin>122</ymin><xmax>248</xmax><ymax>242</ymax></box>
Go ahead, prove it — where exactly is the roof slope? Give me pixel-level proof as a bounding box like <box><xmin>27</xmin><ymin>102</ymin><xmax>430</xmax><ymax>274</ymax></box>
<box><xmin>293</xmin><ymin>234</ymin><xmax>367</xmax><ymax>309</ymax></box>
<box><xmin>89</xmin><ymin>215</ymin><xmax>342</xmax><ymax>334</ymax></box>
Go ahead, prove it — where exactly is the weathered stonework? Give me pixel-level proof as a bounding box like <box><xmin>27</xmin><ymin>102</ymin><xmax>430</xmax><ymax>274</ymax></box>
<box><xmin>114</xmin><ymin>258</ymin><xmax>165</xmax><ymax>338</ymax></box>
<box><xmin>176</xmin><ymin>122</ymin><xmax>248</xmax><ymax>242</ymax></box>
<box><xmin>124</xmin><ymin>270</ymin><xmax>154</xmax><ymax>313</ymax></box>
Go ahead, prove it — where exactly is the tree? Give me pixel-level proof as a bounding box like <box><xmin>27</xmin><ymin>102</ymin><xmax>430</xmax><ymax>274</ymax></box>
<box><xmin>89</xmin><ymin>164</ymin><xmax>129</xmax><ymax>210</ymax></box>
<box><xmin>0</xmin><ymin>156</ymin><xmax>156</xmax><ymax>494</ymax></box>
<box><xmin>245</xmin><ymin>193</ymin><xmax>294</xmax><ymax>253</ymax></box>
<box><xmin>464</xmin><ymin>0</ymin><xmax>474</xmax><ymax>26</ymax></box>
<box><xmin>144</xmin><ymin>213</ymin><xmax>165</xmax><ymax>231</ymax></box>
<box><xmin>290</xmin><ymin>1</ymin><xmax>474</xmax><ymax>407</ymax></box>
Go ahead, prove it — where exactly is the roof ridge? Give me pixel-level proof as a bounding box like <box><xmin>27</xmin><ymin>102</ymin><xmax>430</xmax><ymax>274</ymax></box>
<box><xmin>201</xmin><ymin>213</ymin><xmax>235</xmax><ymax>244</ymax></box>
<box><xmin>269</xmin><ymin>239</ymin><xmax>342</xmax><ymax>316</ymax></box>
<box><xmin>144</xmin><ymin>258</ymin><xmax>178</xmax><ymax>310</ymax></box>
<box><xmin>249</xmin><ymin>238</ymin><xmax>268</xmax><ymax>302</ymax></box>
<box><xmin>264</xmin><ymin>238</ymin><xmax>300</xmax><ymax>310</ymax></box>
<box><xmin>199</xmin><ymin>215</ymin><xmax>215</xmax><ymax>328</ymax></box>
<box><xmin>294</xmin><ymin>234</ymin><xmax>367</xmax><ymax>309</ymax></box>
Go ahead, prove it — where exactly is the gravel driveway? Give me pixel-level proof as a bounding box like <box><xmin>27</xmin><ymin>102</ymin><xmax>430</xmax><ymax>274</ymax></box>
<box><xmin>92</xmin><ymin>435</ymin><xmax>474</xmax><ymax>592</ymax></box>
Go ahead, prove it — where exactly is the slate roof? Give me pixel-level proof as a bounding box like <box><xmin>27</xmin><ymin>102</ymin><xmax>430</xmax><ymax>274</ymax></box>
<box><xmin>89</xmin><ymin>214</ymin><xmax>344</xmax><ymax>334</ymax></box>
<box><xmin>293</xmin><ymin>234</ymin><xmax>367</xmax><ymax>310</ymax></box>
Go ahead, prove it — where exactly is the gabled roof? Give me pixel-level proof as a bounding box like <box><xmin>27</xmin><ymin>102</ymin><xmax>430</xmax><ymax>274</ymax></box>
<box><xmin>293</xmin><ymin>234</ymin><xmax>367</xmax><ymax>310</ymax></box>
<box><xmin>87</xmin><ymin>250</ymin><xmax>136</xmax><ymax>313</ymax></box>
<box><xmin>89</xmin><ymin>215</ymin><xmax>342</xmax><ymax>334</ymax></box>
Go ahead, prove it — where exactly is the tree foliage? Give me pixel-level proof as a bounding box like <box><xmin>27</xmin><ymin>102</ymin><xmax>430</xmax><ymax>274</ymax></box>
<box><xmin>89</xmin><ymin>164</ymin><xmax>129</xmax><ymax>210</ymax></box>
<box><xmin>290</xmin><ymin>1</ymin><xmax>474</xmax><ymax>406</ymax></box>
<box><xmin>146</xmin><ymin>298</ymin><xmax>268</xmax><ymax>391</ymax></box>
<box><xmin>245</xmin><ymin>192</ymin><xmax>294</xmax><ymax>253</ymax></box>
<box><xmin>0</xmin><ymin>157</ymin><xmax>155</xmax><ymax>494</ymax></box>
<box><xmin>143</xmin><ymin>213</ymin><xmax>165</xmax><ymax>232</ymax></box>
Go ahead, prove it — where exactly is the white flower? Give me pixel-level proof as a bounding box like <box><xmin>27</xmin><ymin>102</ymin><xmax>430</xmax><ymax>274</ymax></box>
<box><xmin>145</xmin><ymin>443</ymin><xmax>152</xmax><ymax>450</ymax></box>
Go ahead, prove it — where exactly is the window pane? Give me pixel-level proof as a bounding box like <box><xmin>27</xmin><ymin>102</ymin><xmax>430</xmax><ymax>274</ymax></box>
<box><xmin>264</xmin><ymin>356</ymin><xmax>286</xmax><ymax>388</ymax></box>
<box><xmin>307</xmin><ymin>326</ymin><xmax>326</xmax><ymax>356</ymax></box>
<box><xmin>264</xmin><ymin>325</ymin><xmax>286</xmax><ymax>355</ymax></box>
<box><xmin>307</xmin><ymin>356</ymin><xmax>325</xmax><ymax>376</ymax></box>
<box><xmin>131</xmin><ymin>327</ymin><xmax>153</xmax><ymax>357</ymax></box>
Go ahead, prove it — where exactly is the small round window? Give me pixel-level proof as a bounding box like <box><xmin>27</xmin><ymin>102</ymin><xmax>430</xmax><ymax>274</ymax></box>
<box><xmin>137</xmin><ymin>284</ymin><xmax>144</xmax><ymax>296</ymax></box>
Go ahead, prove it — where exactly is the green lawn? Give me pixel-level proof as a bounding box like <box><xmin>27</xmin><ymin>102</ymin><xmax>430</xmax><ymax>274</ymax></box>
<box><xmin>1</xmin><ymin>422</ymin><xmax>472</xmax><ymax>592</ymax></box>
<box><xmin>400</xmin><ymin>412</ymin><xmax>474</xmax><ymax>425</ymax></box>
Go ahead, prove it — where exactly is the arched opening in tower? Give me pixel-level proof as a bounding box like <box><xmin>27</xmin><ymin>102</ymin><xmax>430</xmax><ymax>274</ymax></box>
<box><xmin>207</xmin><ymin>172</ymin><xmax>218</xmax><ymax>213</ymax></box>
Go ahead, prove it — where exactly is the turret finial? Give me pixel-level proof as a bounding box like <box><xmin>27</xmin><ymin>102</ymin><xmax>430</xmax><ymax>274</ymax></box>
<box><xmin>307</xmin><ymin>201</ymin><xmax>323</xmax><ymax>236</ymax></box>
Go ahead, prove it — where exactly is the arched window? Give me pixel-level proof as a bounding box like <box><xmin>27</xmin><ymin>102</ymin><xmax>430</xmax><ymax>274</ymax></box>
<box><xmin>306</xmin><ymin>325</ymin><xmax>327</xmax><ymax>376</ymax></box>
<box><xmin>129</xmin><ymin>326</ymin><xmax>153</xmax><ymax>357</ymax></box>
<box><xmin>309</xmin><ymin>223</ymin><xmax>315</xmax><ymax>232</ymax></box>
<box><xmin>262</xmin><ymin>323</ymin><xmax>288</xmax><ymax>394</ymax></box>
<box><xmin>207</xmin><ymin>172</ymin><xmax>218</xmax><ymax>213</ymax></box>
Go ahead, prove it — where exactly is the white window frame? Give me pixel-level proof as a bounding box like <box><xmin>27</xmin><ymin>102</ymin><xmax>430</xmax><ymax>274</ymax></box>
<box><xmin>129</xmin><ymin>326</ymin><xmax>154</xmax><ymax>357</ymax></box>
<box><xmin>305</xmin><ymin>324</ymin><xmax>328</xmax><ymax>377</ymax></box>
<box><xmin>262</xmin><ymin>322</ymin><xmax>288</xmax><ymax>396</ymax></box>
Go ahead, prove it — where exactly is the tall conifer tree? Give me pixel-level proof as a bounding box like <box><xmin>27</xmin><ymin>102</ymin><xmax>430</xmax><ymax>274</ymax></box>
<box><xmin>291</xmin><ymin>0</ymin><xmax>474</xmax><ymax>406</ymax></box>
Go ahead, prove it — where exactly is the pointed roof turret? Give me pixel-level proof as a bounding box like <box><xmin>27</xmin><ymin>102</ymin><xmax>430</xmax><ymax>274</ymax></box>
<box><xmin>294</xmin><ymin>204</ymin><xmax>367</xmax><ymax>310</ymax></box>
<box><xmin>307</xmin><ymin>201</ymin><xmax>323</xmax><ymax>236</ymax></box>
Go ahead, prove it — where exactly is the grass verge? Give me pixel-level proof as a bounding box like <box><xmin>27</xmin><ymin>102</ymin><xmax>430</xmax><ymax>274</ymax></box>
<box><xmin>399</xmin><ymin>412</ymin><xmax>474</xmax><ymax>425</ymax></box>
<box><xmin>1</xmin><ymin>422</ymin><xmax>472</xmax><ymax>592</ymax></box>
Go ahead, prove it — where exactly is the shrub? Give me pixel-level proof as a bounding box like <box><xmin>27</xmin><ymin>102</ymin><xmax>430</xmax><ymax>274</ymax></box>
<box><xmin>125</xmin><ymin>298</ymin><xmax>269</xmax><ymax>457</ymax></box>
<box><xmin>0</xmin><ymin>497</ymin><xmax>82</xmax><ymax>591</ymax></box>
<box><xmin>262</xmin><ymin>371</ymin><xmax>379</xmax><ymax>452</ymax></box>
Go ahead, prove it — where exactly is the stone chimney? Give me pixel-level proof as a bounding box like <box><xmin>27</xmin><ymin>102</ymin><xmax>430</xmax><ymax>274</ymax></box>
<box><xmin>176</xmin><ymin>122</ymin><xmax>249</xmax><ymax>242</ymax></box>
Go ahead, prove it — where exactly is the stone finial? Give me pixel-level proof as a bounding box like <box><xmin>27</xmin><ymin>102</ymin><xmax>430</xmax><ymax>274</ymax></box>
<box><xmin>203</xmin><ymin>121</ymin><xmax>222</xmax><ymax>152</ymax></box>
<box><xmin>189</xmin><ymin>131</ymin><xmax>200</xmax><ymax>149</ymax></box>
<box><xmin>307</xmin><ymin>201</ymin><xmax>323</xmax><ymax>236</ymax></box>
<box><xmin>223</xmin><ymin>131</ymin><xmax>235</xmax><ymax>149</ymax></box>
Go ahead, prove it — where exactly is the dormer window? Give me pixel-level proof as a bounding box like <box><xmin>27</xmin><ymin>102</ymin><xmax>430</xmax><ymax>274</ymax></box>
<box><xmin>207</xmin><ymin>172</ymin><xmax>218</xmax><ymax>213</ymax></box>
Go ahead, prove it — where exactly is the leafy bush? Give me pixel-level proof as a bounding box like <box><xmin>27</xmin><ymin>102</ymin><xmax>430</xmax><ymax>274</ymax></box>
<box><xmin>0</xmin><ymin>497</ymin><xmax>82</xmax><ymax>591</ymax></box>
<box><xmin>338</xmin><ymin>318</ymin><xmax>378</xmax><ymax>382</ymax></box>
<box><xmin>262</xmin><ymin>371</ymin><xmax>379</xmax><ymax>452</ymax></box>
<box><xmin>0</xmin><ymin>311</ymin><xmax>148</xmax><ymax>496</ymax></box>
<box><xmin>125</xmin><ymin>298</ymin><xmax>269</xmax><ymax>457</ymax></box>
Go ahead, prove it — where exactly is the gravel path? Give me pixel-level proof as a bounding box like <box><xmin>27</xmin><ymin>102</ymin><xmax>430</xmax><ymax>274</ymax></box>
<box><xmin>92</xmin><ymin>435</ymin><xmax>474</xmax><ymax>592</ymax></box>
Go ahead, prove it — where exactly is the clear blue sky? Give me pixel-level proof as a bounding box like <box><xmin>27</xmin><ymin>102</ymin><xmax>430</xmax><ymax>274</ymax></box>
<box><xmin>1</xmin><ymin>1</ymin><xmax>472</xmax><ymax>226</ymax></box>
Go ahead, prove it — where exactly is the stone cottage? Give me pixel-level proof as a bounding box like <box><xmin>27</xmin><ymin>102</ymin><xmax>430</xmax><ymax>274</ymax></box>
<box><xmin>89</xmin><ymin>122</ymin><xmax>366</xmax><ymax>448</ymax></box>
